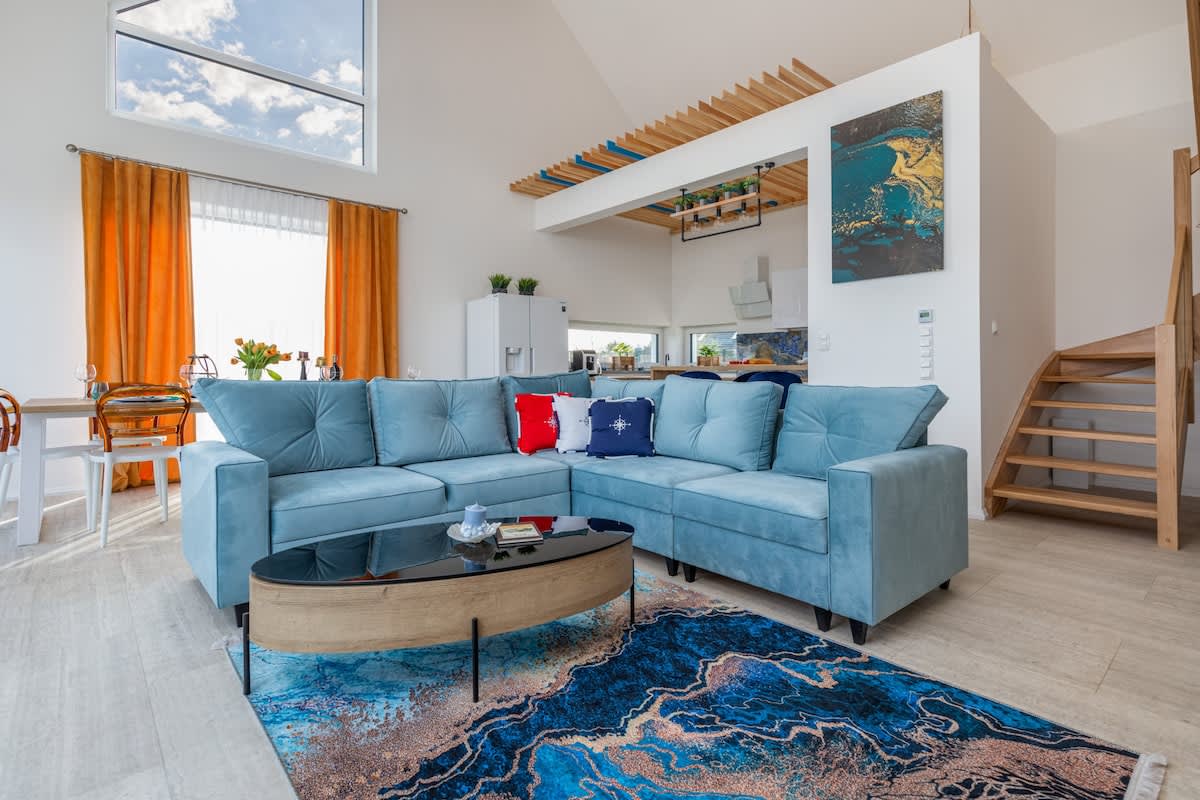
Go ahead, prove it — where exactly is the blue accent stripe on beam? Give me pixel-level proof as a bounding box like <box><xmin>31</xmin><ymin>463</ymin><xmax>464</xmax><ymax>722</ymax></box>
<box><xmin>574</xmin><ymin>155</ymin><xmax>611</xmax><ymax>173</ymax></box>
<box><xmin>539</xmin><ymin>170</ymin><xmax>575</xmax><ymax>187</ymax></box>
<box><xmin>766</xmin><ymin>200</ymin><xmax>779</xmax><ymax>207</ymax></box>
<box><xmin>605</xmin><ymin>140</ymin><xmax>645</xmax><ymax>160</ymax></box>
<box><xmin>645</xmin><ymin>204</ymin><xmax>674</xmax><ymax>213</ymax></box>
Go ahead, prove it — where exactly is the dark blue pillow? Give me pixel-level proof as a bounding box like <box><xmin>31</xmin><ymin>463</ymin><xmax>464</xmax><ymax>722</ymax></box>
<box><xmin>587</xmin><ymin>398</ymin><xmax>655</xmax><ymax>458</ymax></box>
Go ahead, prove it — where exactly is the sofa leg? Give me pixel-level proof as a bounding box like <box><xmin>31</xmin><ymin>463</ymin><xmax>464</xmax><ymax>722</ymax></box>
<box><xmin>813</xmin><ymin>607</ymin><xmax>833</xmax><ymax>632</ymax></box>
<box><xmin>849</xmin><ymin>619</ymin><xmax>869</xmax><ymax>646</ymax></box>
<box><xmin>682</xmin><ymin>564</ymin><xmax>697</xmax><ymax>583</ymax></box>
<box><xmin>664</xmin><ymin>557</ymin><xmax>680</xmax><ymax>577</ymax></box>
<box><xmin>939</xmin><ymin>579</ymin><xmax>951</xmax><ymax>590</ymax></box>
<box><xmin>234</xmin><ymin>602</ymin><xmax>249</xmax><ymax>628</ymax></box>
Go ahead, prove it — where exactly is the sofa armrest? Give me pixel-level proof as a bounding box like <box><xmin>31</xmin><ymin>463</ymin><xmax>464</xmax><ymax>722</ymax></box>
<box><xmin>181</xmin><ymin>441</ymin><xmax>269</xmax><ymax>609</ymax></box>
<box><xmin>827</xmin><ymin>445</ymin><xmax>968</xmax><ymax>625</ymax></box>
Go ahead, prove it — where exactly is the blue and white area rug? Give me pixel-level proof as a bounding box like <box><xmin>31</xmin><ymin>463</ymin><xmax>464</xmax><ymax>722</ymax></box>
<box><xmin>229</xmin><ymin>574</ymin><xmax>1165</xmax><ymax>799</ymax></box>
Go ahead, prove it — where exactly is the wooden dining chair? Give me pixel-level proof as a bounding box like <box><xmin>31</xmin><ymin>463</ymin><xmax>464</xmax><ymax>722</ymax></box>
<box><xmin>87</xmin><ymin>385</ymin><xmax>191</xmax><ymax>546</ymax></box>
<box><xmin>0</xmin><ymin>390</ymin><xmax>20</xmax><ymax>515</ymax></box>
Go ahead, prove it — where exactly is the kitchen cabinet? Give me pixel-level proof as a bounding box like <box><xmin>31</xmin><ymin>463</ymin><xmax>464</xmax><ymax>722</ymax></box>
<box><xmin>770</xmin><ymin>268</ymin><xmax>808</xmax><ymax>329</ymax></box>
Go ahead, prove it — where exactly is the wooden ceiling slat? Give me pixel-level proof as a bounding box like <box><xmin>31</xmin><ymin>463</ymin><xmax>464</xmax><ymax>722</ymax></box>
<box><xmin>730</xmin><ymin>85</ymin><xmax>775</xmax><ymax>114</ymax></box>
<box><xmin>760</xmin><ymin>71</ymin><xmax>804</xmax><ymax>102</ymax></box>
<box><xmin>775</xmin><ymin>65</ymin><xmax>823</xmax><ymax>96</ymax></box>
<box><xmin>791</xmin><ymin>58</ymin><xmax>835</xmax><ymax>90</ymax></box>
<box><xmin>510</xmin><ymin>55</ymin><xmax>834</xmax><ymax>231</ymax></box>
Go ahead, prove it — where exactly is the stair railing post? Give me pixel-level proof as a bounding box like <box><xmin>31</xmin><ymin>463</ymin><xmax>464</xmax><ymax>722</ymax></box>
<box><xmin>1155</xmin><ymin>323</ymin><xmax>1180</xmax><ymax>551</ymax></box>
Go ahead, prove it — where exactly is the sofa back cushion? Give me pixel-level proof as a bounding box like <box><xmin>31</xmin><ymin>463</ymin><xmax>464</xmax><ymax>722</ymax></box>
<box><xmin>773</xmin><ymin>384</ymin><xmax>948</xmax><ymax>479</ymax></box>
<box><xmin>369</xmin><ymin>378</ymin><xmax>511</xmax><ymax>466</ymax></box>
<box><xmin>591</xmin><ymin>376</ymin><xmax>667</xmax><ymax>411</ymax></box>
<box><xmin>500</xmin><ymin>370</ymin><xmax>592</xmax><ymax>448</ymax></box>
<box><xmin>654</xmin><ymin>376</ymin><xmax>782</xmax><ymax>471</ymax></box>
<box><xmin>192</xmin><ymin>379</ymin><xmax>376</xmax><ymax>477</ymax></box>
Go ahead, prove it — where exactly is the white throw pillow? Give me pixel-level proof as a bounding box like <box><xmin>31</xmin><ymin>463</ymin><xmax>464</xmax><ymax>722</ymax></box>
<box><xmin>554</xmin><ymin>395</ymin><xmax>603</xmax><ymax>453</ymax></box>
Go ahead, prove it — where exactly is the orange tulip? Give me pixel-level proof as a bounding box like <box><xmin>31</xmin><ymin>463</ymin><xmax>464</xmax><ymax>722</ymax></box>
<box><xmin>281</xmin><ymin>353</ymin><xmax>292</xmax><ymax>361</ymax></box>
<box><xmin>230</xmin><ymin>358</ymin><xmax>239</xmax><ymax>365</ymax></box>
<box><xmin>234</xmin><ymin>337</ymin><xmax>244</xmax><ymax>346</ymax></box>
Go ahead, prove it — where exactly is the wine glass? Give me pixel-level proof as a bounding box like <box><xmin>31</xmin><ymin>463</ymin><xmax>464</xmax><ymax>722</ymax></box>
<box><xmin>179</xmin><ymin>363</ymin><xmax>195</xmax><ymax>388</ymax></box>
<box><xmin>74</xmin><ymin>363</ymin><xmax>97</xmax><ymax>399</ymax></box>
<box><xmin>406</xmin><ymin>365</ymin><xmax>422</xmax><ymax>380</ymax></box>
<box><xmin>319</xmin><ymin>365</ymin><xmax>334</xmax><ymax>381</ymax></box>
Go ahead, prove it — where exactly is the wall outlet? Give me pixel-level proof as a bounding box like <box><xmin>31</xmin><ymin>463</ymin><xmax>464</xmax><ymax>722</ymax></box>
<box><xmin>815</xmin><ymin>330</ymin><xmax>831</xmax><ymax>351</ymax></box>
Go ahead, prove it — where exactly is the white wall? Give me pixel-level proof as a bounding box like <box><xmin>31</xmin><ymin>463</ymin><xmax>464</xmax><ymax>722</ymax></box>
<box><xmin>666</xmin><ymin>205</ymin><xmax>808</xmax><ymax>359</ymax></box>
<box><xmin>0</xmin><ymin>0</ymin><xmax>671</xmax><ymax>499</ymax></box>
<box><xmin>805</xmin><ymin>38</ymin><xmax>985</xmax><ymax>515</ymax></box>
<box><xmin>1053</xmin><ymin>102</ymin><xmax>1200</xmax><ymax>495</ymax></box>
<box><xmin>978</xmin><ymin>61</ymin><xmax>1057</xmax><ymax>491</ymax></box>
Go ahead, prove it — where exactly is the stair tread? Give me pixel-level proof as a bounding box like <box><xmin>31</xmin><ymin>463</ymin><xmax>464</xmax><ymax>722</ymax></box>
<box><xmin>1058</xmin><ymin>351</ymin><xmax>1155</xmax><ymax>360</ymax></box>
<box><xmin>1041</xmin><ymin>375</ymin><xmax>1155</xmax><ymax>384</ymax></box>
<box><xmin>1017</xmin><ymin>425</ymin><xmax>1156</xmax><ymax>444</ymax></box>
<box><xmin>1005</xmin><ymin>454</ymin><xmax>1157</xmax><ymax>480</ymax></box>
<box><xmin>990</xmin><ymin>484</ymin><xmax>1158</xmax><ymax>518</ymax></box>
<box><xmin>1030</xmin><ymin>399</ymin><xmax>1155</xmax><ymax>413</ymax></box>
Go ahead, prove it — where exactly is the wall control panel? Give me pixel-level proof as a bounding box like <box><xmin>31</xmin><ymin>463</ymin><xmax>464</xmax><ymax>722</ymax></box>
<box><xmin>918</xmin><ymin>309</ymin><xmax>934</xmax><ymax>380</ymax></box>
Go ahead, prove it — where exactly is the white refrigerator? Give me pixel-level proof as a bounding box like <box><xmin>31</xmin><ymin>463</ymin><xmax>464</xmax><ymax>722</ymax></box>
<box><xmin>466</xmin><ymin>294</ymin><xmax>569</xmax><ymax>378</ymax></box>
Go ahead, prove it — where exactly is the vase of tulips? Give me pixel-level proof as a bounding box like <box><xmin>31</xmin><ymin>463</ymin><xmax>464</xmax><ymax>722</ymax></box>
<box><xmin>232</xmin><ymin>338</ymin><xmax>292</xmax><ymax>380</ymax></box>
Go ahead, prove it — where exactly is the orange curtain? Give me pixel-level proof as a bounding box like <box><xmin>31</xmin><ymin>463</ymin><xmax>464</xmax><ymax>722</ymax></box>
<box><xmin>81</xmin><ymin>152</ymin><xmax>195</xmax><ymax>487</ymax></box>
<box><xmin>324</xmin><ymin>200</ymin><xmax>399</xmax><ymax>379</ymax></box>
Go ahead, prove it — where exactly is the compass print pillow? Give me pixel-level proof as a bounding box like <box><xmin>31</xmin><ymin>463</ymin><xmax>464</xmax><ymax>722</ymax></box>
<box><xmin>587</xmin><ymin>397</ymin><xmax>655</xmax><ymax>458</ymax></box>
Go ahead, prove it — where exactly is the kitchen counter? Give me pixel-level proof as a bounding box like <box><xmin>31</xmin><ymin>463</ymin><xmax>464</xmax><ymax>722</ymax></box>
<box><xmin>648</xmin><ymin>364</ymin><xmax>807</xmax><ymax>380</ymax></box>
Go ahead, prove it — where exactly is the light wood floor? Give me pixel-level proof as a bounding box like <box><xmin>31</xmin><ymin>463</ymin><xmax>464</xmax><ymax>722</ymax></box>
<box><xmin>1</xmin><ymin>488</ymin><xmax>1197</xmax><ymax>799</ymax></box>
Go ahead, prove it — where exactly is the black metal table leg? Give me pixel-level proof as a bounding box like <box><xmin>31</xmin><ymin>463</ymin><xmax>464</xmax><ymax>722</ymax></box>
<box><xmin>471</xmin><ymin>617</ymin><xmax>479</xmax><ymax>703</ymax></box>
<box><xmin>241</xmin><ymin>611</ymin><xmax>251</xmax><ymax>696</ymax></box>
<box><xmin>629</xmin><ymin>582</ymin><xmax>635</xmax><ymax>627</ymax></box>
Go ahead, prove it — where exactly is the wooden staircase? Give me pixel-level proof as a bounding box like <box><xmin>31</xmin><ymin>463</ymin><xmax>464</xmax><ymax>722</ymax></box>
<box><xmin>984</xmin><ymin>148</ymin><xmax>1198</xmax><ymax>550</ymax></box>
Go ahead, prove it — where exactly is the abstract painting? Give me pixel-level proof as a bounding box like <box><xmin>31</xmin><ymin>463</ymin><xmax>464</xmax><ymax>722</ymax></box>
<box><xmin>831</xmin><ymin>90</ymin><xmax>944</xmax><ymax>283</ymax></box>
<box><xmin>230</xmin><ymin>571</ymin><xmax>1162</xmax><ymax>800</ymax></box>
<box><xmin>735</xmin><ymin>330</ymin><xmax>808</xmax><ymax>364</ymax></box>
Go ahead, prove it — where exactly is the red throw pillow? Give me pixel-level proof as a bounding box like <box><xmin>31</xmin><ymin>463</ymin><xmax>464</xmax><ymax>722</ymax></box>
<box><xmin>514</xmin><ymin>392</ymin><xmax>569</xmax><ymax>455</ymax></box>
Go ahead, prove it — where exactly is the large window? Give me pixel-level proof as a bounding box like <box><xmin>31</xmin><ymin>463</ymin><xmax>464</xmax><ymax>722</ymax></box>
<box><xmin>689</xmin><ymin>330</ymin><xmax>737</xmax><ymax>362</ymax></box>
<box><xmin>189</xmin><ymin>176</ymin><xmax>328</xmax><ymax>438</ymax></box>
<box><xmin>110</xmin><ymin>0</ymin><xmax>373</xmax><ymax>166</ymax></box>
<box><xmin>568</xmin><ymin>328</ymin><xmax>659</xmax><ymax>370</ymax></box>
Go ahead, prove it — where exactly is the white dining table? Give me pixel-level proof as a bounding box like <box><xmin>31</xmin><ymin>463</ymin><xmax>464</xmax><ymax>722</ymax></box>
<box><xmin>15</xmin><ymin>396</ymin><xmax>206</xmax><ymax>546</ymax></box>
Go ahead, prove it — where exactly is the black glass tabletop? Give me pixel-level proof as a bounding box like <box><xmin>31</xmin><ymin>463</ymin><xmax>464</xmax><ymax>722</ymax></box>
<box><xmin>251</xmin><ymin>516</ymin><xmax>634</xmax><ymax>586</ymax></box>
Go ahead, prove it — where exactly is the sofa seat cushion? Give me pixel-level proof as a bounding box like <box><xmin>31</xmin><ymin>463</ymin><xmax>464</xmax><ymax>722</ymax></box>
<box><xmin>269</xmin><ymin>467</ymin><xmax>446</xmax><ymax>546</ymax></box>
<box><xmin>674</xmin><ymin>471</ymin><xmax>829</xmax><ymax>554</ymax></box>
<box><xmin>774</xmin><ymin>384</ymin><xmax>948</xmax><ymax>479</ymax></box>
<box><xmin>571</xmin><ymin>456</ymin><xmax>735</xmax><ymax>513</ymax></box>
<box><xmin>369</xmin><ymin>378</ymin><xmax>511</xmax><ymax>466</ymax></box>
<box><xmin>193</xmin><ymin>378</ymin><xmax>376</xmax><ymax>477</ymax></box>
<box><xmin>529</xmin><ymin>449</ymin><xmax>592</xmax><ymax>467</ymax></box>
<box><xmin>654</xmin><ymin>376</ymin><xmax>783</xmax><ymax>471</ymax></box>
<box><xmin>404</xmin><ymin>453</ymin><xmax>569</xmax><ymax>509</ymax></box>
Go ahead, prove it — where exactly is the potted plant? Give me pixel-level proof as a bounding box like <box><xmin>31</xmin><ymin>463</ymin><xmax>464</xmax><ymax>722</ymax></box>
<box><xmin>684</xmin><ymin>193</ymin><xmax>700</xmax><ymax>210</ymax></box>
<box><xmin>741</xmin><ymin>176</ymin><xmax>759</xmax><ymax>195</ymax></box>
<box><xmin>721</xmin><ymin>182</ymin><xmax>743</xmax><ymax>201</ymax></box>
<box><xmin>517</xmin><ymin>277</ymin><xmax>538</xmax><ymax>296</ymax></box>
<box><xmin>608</xmin><ymin>341</ymin><xmax>636</xmax><ymax>371</ymax></box>
<box><xmin>488</xmin><ymin>273</ymin><xmax>512</xmax><ymax>294</ymax></box>
<box><xmin>672</xmin><ymin>196</ymin><xmax>687</xmax><ymax>212</ymax></box>
<box><xmin>697</xmin><ymin>343</ymin><xmax>721</xmax><ymax>367</ymax></box>
<box><xmin>232</xmin><ymin>337</ymin><xmax>292</xmax><ymax>381</ymax></box>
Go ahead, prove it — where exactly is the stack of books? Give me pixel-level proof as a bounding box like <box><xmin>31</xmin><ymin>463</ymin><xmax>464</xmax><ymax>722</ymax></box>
<box><xmin>494</xmin><ymin>522</ymin><xmax>543</xmax><ymax>547</ymax></box>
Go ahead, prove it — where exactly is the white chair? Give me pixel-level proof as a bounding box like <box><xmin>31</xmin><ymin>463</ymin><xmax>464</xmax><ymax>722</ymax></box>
<box><xmin>87</xmin><ymin>385</ymin><xmax>191</xmax><ymax>546</ymax></box>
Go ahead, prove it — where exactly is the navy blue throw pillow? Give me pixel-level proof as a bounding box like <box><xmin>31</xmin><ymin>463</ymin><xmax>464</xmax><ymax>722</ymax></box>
<box><xmin>587</xmin><ymin>398</ymin><xmax>655</xmax><ymax>458</ymax></box>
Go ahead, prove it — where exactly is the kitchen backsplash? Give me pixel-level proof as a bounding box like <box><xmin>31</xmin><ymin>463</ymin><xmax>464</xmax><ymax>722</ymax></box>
<box><xmin>736</xmin><ymin>330</ymin><xmax>808</xmax><ymax>365</ymax></box>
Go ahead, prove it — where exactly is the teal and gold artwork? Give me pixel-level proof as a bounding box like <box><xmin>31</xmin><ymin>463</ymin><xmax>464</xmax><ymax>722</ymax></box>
<box><xmin>831</xmin><ymin>91</ymin><xmax>944</xmax><ymax>283</ymax></box>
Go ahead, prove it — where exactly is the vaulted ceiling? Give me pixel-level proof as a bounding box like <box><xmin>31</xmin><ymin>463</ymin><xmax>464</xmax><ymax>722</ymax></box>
<box><xmin>551</xmin><ymin>0</ymin><xmax>1183</xmax><ymax>125</ymax></box>
<box><xmin>509</xmin><ymin>58</ymin><xmax>828</xmax><ymax>230</ymax></box>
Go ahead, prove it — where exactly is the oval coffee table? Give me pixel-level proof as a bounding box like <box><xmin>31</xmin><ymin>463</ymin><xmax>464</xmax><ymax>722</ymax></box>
<box><xmin>242</xmin><ymin>515</ymin><xmax>634</xmax><ymax>701</ymax></box>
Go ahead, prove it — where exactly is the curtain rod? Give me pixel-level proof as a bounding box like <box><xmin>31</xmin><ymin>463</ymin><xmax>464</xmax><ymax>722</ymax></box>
<box><xmin>65</xmin><ymin>144</ymin><xmax>407</xmax><ymax>215</ymax></box>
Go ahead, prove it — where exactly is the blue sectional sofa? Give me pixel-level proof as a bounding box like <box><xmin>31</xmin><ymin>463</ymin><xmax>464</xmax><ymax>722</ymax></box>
<box><xmin>182</xmin><ymin>371</ymin><xmax>967</xmax><ymax>643</ymax></box>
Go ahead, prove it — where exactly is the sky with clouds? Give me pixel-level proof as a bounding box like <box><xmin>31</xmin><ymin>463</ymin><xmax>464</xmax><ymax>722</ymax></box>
<box><xmin>115</xmin><ymin>0</ymin><xmax>364</xmax><ymax>164</ymax></box>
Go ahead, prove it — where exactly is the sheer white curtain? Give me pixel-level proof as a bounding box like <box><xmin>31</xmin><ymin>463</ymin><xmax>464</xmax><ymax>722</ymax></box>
<box><xmin>189</xmin><ymin>176</ymin><xmax>329</xmax><ymax>439</ymax></box>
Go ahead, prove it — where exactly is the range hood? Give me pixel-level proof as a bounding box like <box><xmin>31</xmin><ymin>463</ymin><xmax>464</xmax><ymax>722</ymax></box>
<box><xmin>729</xmin><ymin>281</ymin><xmax>772</xmax><ymax>319</ymax></box>
<box><xmin>728</xmin><ymin>255</ymin><xmax>772</xmax><ymax>319</ymax></box>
